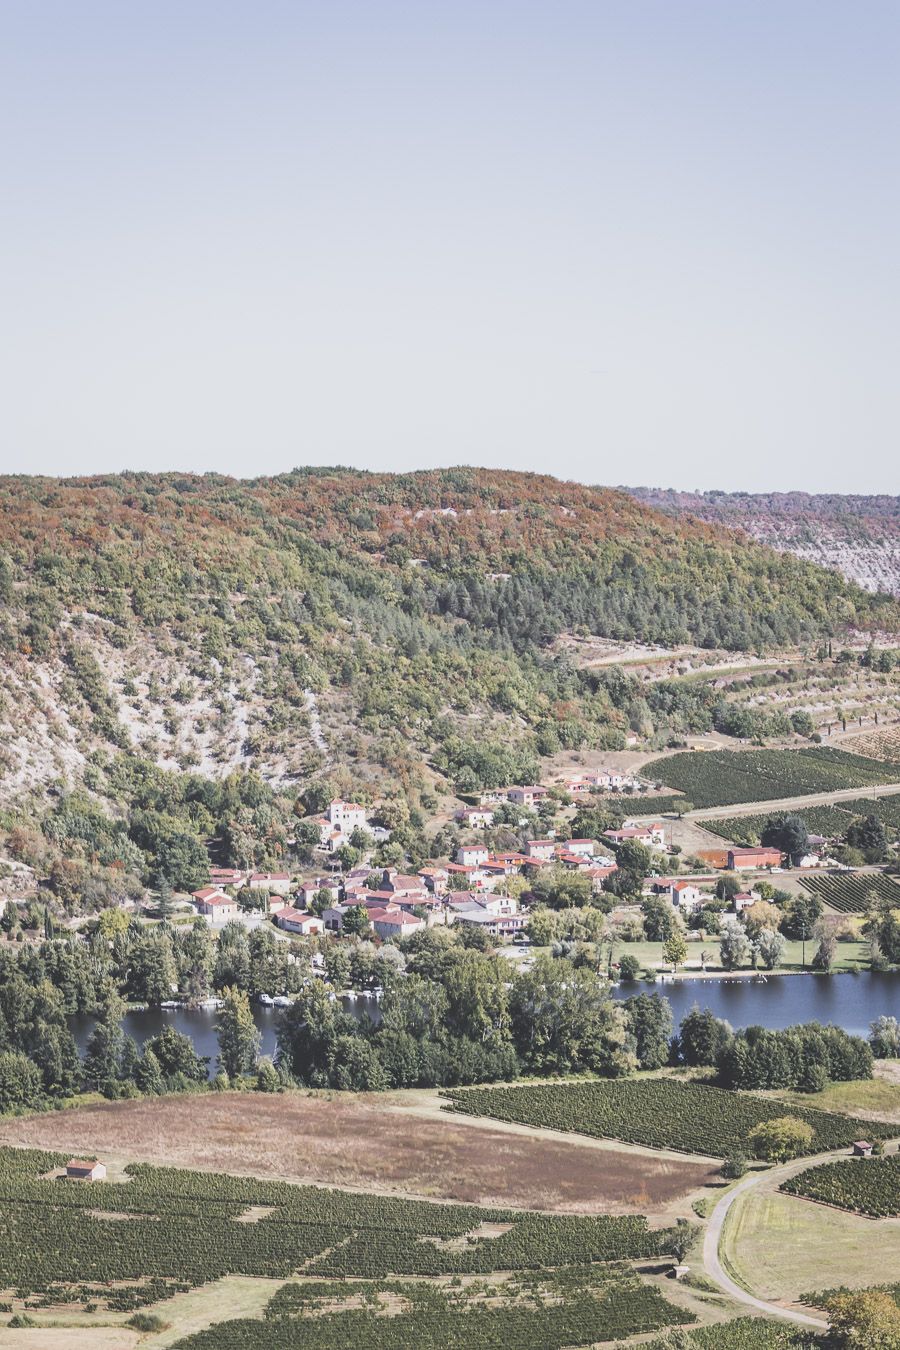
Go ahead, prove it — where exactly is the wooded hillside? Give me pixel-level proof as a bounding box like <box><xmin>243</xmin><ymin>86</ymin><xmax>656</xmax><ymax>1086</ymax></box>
<box><xmin>0</xmin><ymin>467</ymin><xmax>895</xmax><ymax>805</ymax></box>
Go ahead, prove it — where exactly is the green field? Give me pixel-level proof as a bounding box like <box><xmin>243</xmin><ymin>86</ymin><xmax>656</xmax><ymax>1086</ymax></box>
<box><xmin>615</xmin><ymin>938</ymin><xmax>870</xmax><ymax>973</ymax></box>
<box><xmin>643</xmin><ymin>747</ymin><xmax>900</xmax><ymax>810</ymax></box>
<box><xmin>442</xmin><ymin>1079</ymin><xmax>897</xmax><ymax>1158</ymax></box>
<box><xmin>697</xmin><ymin>794</ymin><xmax>900</xmax><ymax>843</ymax></box>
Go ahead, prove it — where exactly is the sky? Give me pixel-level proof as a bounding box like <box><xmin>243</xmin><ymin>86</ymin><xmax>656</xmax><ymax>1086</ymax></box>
<box><xmin>1</xmin><ymin>1</ymin><xmax>898</xmax><ymax>492</ymax></box>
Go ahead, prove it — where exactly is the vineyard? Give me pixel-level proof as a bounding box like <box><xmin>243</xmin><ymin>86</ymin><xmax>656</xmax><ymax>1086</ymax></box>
<box><xmin>167</xmin><ymin>1268</ymin><xmax>694</xmax><ymax>1349</ymax></box>
<box><xmin>442</xmin><ymin>1080</ymin><xmax>898</xmax><ymax>1158</ymax></box>
<box><xmin>782</xmin><ymin>1155</ymin><xmax>900</xmax><ymax>1218</ymax></box>
<box><xmin>641</xmin><ymin>1319</ymin><xmax>819</xmax><ymax>1349</ymax></box>
<box><xmin>0</xmin><ymin>1146</ymin><xmax>687</xmax><ymax>1339</ymax></box>
<box><xmin>698</xmin><ymin>794</ymin><xmax>900</xmax><ymax>843</ymax></box>
<box><xmin>799</xmin><ymin>872</ymin><xmax>900</xmax><ymax>914</ymax></box>
<box><xmin>643</xmin><ymin>747</ymin><xmax>900</xmax><ymax>810</ymax></box>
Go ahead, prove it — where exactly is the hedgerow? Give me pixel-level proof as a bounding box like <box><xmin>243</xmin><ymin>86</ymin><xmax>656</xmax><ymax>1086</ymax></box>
<box><xmin>782</xmin><ymin>1154</ymin><xmax>900</xmax><ymax>1217</ymax></box>
<box><xmin>442</xmin><ymin>1079</ymin><xmax>897</xmax><ymax>1158</ymax></box>
<box><xmin>802</xmin><ymin>1281</ymin><xmax>900</xmax><ymax>1311</ymax></box>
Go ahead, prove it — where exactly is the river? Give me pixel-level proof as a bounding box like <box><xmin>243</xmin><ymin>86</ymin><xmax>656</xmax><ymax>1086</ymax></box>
<box><xmin>67</xmin><ymin>974</ymin><xmax>900</xmax><ymax>1077</ymax></box>
<box><xmin>68</xmin><ymin>994</ymin><xmax>380</xmax><ymax>1075</ymax></box>
<box><xmin>611</xmin><ymin>969</ymin><xmax>900</xmax><ymax>1037</ymax></box>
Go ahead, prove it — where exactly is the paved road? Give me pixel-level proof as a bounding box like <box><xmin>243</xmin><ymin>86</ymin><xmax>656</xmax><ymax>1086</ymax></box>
<box><xmin>702</xmin><ymin>1157</ymin><xmax>835</xmax><ymax>1330</ymax></box>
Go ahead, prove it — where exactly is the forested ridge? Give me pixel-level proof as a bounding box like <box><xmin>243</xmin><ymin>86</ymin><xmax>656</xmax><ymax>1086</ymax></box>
<box><xmin>0</xmin><ymin>467</ymin><xmax>896</xmax><ymax>806</ymax></box>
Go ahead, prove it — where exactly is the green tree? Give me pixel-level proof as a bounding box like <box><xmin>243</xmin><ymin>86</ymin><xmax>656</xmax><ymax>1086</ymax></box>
<box><xmin>623</xmin><ymin>992</ymin><xmax>673</xmax><ymax>1069</ymax></box>
<box><xmin>341</xmin><ymin>905</ymin><xmax>371</xmax><ymax>937</ymax></box>
<box><xmin>127</xmin><ymin>931</ymin><xmax>178</xmax><ymax>1005</ymax></box>
<box><xmin>719</xmin><ymin>919</ymin><xmax>751</xmax><ymax>970</ymax></box>
<box><xmin>510</xmin><ymin>953</ymin><xmax>631</xmax><ymax>1077</ymax></box>
<box><xmin>136</xmin><ymin>1048</ymin><xmax>165</xmax><ymax>1095</ymax></box>
<box><xmin>0</xmin><ymin>1051</ymin><xmax>44</xmax><ymax>1113</ymax></box>
<box><xmin>216</xmin><ymin>986</ymin><xmax>261</xmax><ymax>1078</ymax></box>
<box><xmin>760</xmin><ymin>814</ymin><xmax>809</xmax><ymax>865</ymax></box>
<box><xmin>755</xmin><ymin>928</ymin><xmax>786</xmax><ymax>970</ymax></box>
<box><xmin>663</xmin><ymin>931</ymin><xmax>687</xmax><ymax>971</ymax></box>
<box><xmin>826</xmin><ymin>1289</ymin><xmax>900</xmax><ymax>1348</ymax></box>
<box><xmin>747</xmin><ymin>1115</ymin><xmax>814</xmax><ymax>1163</ymax></box>
<box><xmin>83</xmin><ymin>985</ymin><xmax>126</xmax><ymax>1093</ymax></box>
<box><xmin>846</xmin><ymin>814</ymin><xmax>889</xmax><ymax>863</ymax></box>
<box><xmin>144</xmin><ymin>1026</ymin><xmax>208</xmax><ymax>1083</ymax></box>
<box><xmin>444</xmin><ymin>950</ymin><xmax>511</xmax><ymax>1047</ymax></box>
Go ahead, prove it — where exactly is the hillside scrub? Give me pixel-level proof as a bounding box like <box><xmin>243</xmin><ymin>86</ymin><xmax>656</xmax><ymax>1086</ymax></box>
<box><xmin>0</xmin><ymin>468</ymin><xmax>895</xmax><ymax>807</ymax></box>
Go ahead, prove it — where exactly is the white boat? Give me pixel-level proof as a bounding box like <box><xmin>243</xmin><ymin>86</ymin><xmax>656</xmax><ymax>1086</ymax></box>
<box><xmin>272</xmin><ymin>995</ymin><xmax>292</xmax><ymax>1007</ymax></box>
<box><xmin>257</xmin><ymin>994</ymin><xmax>275</xmax><ymax>1006</ymax></box>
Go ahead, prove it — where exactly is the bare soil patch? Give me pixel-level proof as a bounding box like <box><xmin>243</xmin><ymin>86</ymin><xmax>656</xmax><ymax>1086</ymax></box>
<box><xmin>0</xmin><ymin>1090</ymin><xmax>716</xmax><ymax>1220</ymax></box>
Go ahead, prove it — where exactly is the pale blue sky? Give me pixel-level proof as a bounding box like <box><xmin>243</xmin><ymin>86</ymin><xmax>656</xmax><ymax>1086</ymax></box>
<box><xmin>1</xmin><ymin>1</ymin><xmax>897</xmax><ymax>490</ymax></box>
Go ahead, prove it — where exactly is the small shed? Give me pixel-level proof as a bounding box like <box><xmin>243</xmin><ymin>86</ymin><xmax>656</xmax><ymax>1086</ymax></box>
<box><xmin>852</xmin><ymin>1141</ymin><xmax>873</xmax><ymax>1158</ymax></box>
<box><xmin>65</xmin><ymin>1158</ymin><xmax>106</xmax><ymax>1182</ymax></box>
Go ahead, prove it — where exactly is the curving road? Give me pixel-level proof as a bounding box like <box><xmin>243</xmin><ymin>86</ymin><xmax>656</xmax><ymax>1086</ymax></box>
<box><xmin>702</xmin><ymin>1157</ymin><xmax>836</xmax><ymax>1330</ymax></box>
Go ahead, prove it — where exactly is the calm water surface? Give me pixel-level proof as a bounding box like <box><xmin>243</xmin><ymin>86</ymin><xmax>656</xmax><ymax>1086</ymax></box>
<box><xmin>68</xmin><ymin>975</ymin><xmax>899</xmax><ymax>1078</ymax></box>
<box><xmin>69</xmin><ymin>994</ymin><xmax>380</xmax><ymax>1077</ymax></box>
<box><xmin>611</xmin><ymin>969</ymin><xmax>900</xmax><ymax>1036</ymax></box>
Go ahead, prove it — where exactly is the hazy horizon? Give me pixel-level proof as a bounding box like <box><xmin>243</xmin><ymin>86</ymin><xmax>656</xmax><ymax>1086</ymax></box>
<box><xmin>3</xmin><ymin>2</ymin><xmax>899</xmax><ymax>493</ymax></box>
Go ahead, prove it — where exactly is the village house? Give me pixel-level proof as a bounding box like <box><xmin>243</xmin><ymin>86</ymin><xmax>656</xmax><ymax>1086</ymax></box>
<box><xmin>65</xmin><ymin>1159</ymin><xmax>106</xmax><ymax>1182</ymax></box>
<box><xmin>326</xmin><ymin>798</ymin><xmax>368</xmax><ymax>833</ymax></box>
<box><xmin>624</xmin><ymin>821</ymin><xmax>666</xmax><ymax>845</ymax></box>
<box><xmin>525</xmin><ymin>839</ymin><xmax>556</xmax><ymax>860</ymax></box>
<box><xmin>276</xmin><ymin>908</ymin><xmax>325</xmax><ymax>936</ymax></box>
<box><xmin>727</xmin><ymin>847</ymin><xmax>782</xmax><ymax>871</ymax></box>
<box><xmin>668</xmin><ymin>880</ymin><xmax>703</xmax><ymax>910</ymax></box>
<box><xmin>380</xmin><ymin>870</ymin><xmax>429</xmax><ymax>900</ymax></box>
<box><xmin>248</xmin><ymin>873</ymin><xmax>292</xmax><ymax>894</ymax></box>
<box><xmin>453</xmin><ymin>908</ymin><xmax>527</xmax><ymax>939</ymax></box>
<box><xmin>267</xmin><ymin>894</ymin><xmax>288</xmax><ymax>913</ymax></box>
<box><xmin>417</xmin><ymin>866</ymin><xmax>449</xmax><ymax>894</ymax></box>
<box><xmin>209</xmin><ymin>868</ymin><xmax>247</xmax><ymax>888</ymax></box>
<box><xmin>555</xmin><ymin>851</ymin><xmax>594</xmax><ymax>871</ymax></box>
<box><xmin>191</xmin><ymin>888</ymin><xmax>239</xmax><ymax>920</ymax></box>
<box><xmin>587</xmin><ymin>864</ymin><xmax>617</xmax><ymax>891</ymax></box>
<box><xmin>445</xmin><ymin>861</ymin><xmax>484</xmax><ymax>882</ymax></box>
<box><xmin>447</xmin><ymin>891</ymin><xmax>519</xmax><ymax>918</ymax></box>
<box><xmin>297</xmin><ymin>878</ymin><xmax>341</xmax><ymax>907</ymax></box>
<box><xmin>564</xmin><ymin>838</ymin><xmax>597</xmax><ymax>858</ymax></box>
<box><xmin>369</xmin><ymin>908</ymin><xmax>425</xmax><ymax>940</ymax></box>
<box><xmin>456</xmin><ymin>844</ymin><xmax>490</xmax><ymax>867</ymax></box>
<box><xmin>506</xmin><ymin>785</ymin><xmax>549</xmax><ymax>807</ymax></box>
<box><xmin>732</xmin><ymin>891</ymin><xmax>757</xmax><ymax>913</ymax></box>
<box><xmin>455</xmin><ymin>806</ymin><xmax>495</xmax><ymax>828</ymax></box>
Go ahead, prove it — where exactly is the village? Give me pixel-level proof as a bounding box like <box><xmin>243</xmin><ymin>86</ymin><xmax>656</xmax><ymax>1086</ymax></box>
<box><xmin>179</xmin><ymin>772</ymin><xmax>856</xmax><ymax>984</ymax></box>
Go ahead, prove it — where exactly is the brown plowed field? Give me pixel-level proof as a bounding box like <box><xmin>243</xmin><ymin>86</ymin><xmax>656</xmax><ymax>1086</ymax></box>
<box><xmin>0</xmin><ymin>1089</ymin><xmax>716</xmax><ymax>1219</ymax></box>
